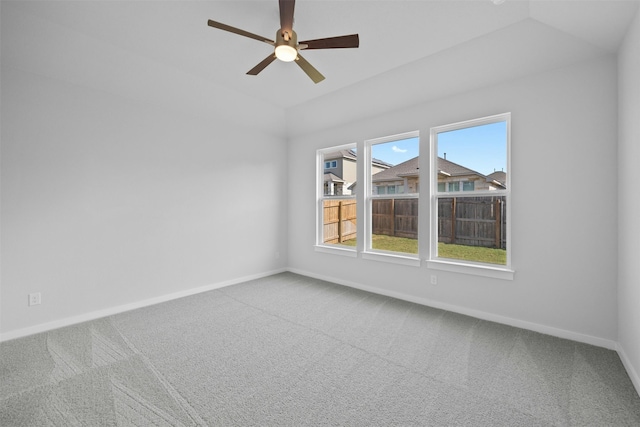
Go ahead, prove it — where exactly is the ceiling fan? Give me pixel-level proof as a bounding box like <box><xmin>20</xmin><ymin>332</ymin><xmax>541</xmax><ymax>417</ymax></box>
<box><xmin>207</xmin><ymin>0</ymin><xmax>359</xmax><ymax>84</ymax></box>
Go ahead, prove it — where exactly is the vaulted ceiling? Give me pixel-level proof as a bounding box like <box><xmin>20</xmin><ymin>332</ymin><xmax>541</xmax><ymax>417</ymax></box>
<box><xmin>2</xmin><ymin>1</ymin><xmax>638</xmax><ymax>135</ymax></box>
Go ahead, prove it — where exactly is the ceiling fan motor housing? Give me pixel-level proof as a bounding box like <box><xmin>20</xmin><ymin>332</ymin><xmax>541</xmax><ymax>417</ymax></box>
<box><xmin>275</xmin><ymin>29</ymin><xmax>298</xmax><ymax>62</ymax></box>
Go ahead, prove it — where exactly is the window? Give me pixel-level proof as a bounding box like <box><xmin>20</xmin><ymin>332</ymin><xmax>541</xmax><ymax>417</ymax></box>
<box><xmin>429</xmin><ymin>113</ymin><xmax>511</xmax><ymax>275</ymax></box>
<box><xmin>438</xmin><ymin>180</ymin><xmax>476</xmax><ymax>192</ymax></box>
<box><xmin>325</xmin><ymin>160</ymin><xmax>337</xmax><ymax>169</ymax></box>
<box><xmin>364</xmin><ymin>132</ymin><xmax>420</xmax><ymax>263</ymax></box>
<box><xmin>375</xmin><ymin>184</ymin><xmax>405</xmax><ymax>195</ymax></box>
<box><xmin>314</xmin><ymin>118</ymin><xmax>511</xmax><ymax>278</ymax></box>
<box><xmin>316</xmin><ymin>144</ymin><xmax>357</xmax><ymax>255</ymax></box>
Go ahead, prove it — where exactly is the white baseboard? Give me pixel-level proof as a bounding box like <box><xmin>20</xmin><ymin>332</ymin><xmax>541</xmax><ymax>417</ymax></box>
<box><xmin>1</xmin><ymin>266</ymin><xmax>623</xmax><ymax>355</ymax></box>
<box><xmin>287</xmin><ymin>267</ymin><xmax>619</xmax><ymax>351</ymax></box>
<box><xmin>617</xmin><ymin>343</ymin><xmax>640</xmax><ymax>395</ymax></box>
<box><xmin>0</xmin><ymin>268</ymin><xmax>287</xmax><ymax>343</ymax></box>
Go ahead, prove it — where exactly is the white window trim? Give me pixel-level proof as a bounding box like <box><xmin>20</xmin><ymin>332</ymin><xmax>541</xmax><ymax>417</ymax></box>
<box><xmin>315</xmin><ymin>243</ymin><xmax>358</xmax><ymax>257</ymax></box>
<box><xmin>316</xmin><ymin>144</ymin><xmax>358</xmax><ymax>256</ymax></box>
<box><xmin>363</xmin><ymin>131</ymin><xmax>420</xmax><ymax>265</ymax></box>
<box><xmin>428</xmin><ymin>113</ymin><xmax>513</xmax><ymax>278</ymax></box>
<box><xmin>427</xmin><ymin>259</ymin><xmax>514</xmax><ymax>280</ymax></box>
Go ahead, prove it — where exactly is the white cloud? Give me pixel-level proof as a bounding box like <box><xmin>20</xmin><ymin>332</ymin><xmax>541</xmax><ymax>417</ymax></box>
<box><xmin>392</xmin><ymin>145</ymin><xmax>407</xmax><ymax>153</ymax></box>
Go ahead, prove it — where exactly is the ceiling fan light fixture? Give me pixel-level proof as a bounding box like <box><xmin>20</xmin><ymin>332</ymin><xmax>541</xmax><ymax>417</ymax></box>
<box><xmin>275</xmin><ymin>44</ymin><xmax>298</xmax><ymax>62</ymax></box>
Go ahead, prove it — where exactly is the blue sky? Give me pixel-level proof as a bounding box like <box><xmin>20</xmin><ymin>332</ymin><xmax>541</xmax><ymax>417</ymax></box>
<box><xmin>371</xmin><ymin>121</ymin><xmax>506</xmax><ymax>176</ymax></box>
<box><xmin>438</xmin><ymin>121</ymin><xmax>507</xmax><ymax>175</ymax></box>
<box><xmin>371</xmin><ymin>137</ymin><xmax>419</xmax><ymax>166</ymax></box>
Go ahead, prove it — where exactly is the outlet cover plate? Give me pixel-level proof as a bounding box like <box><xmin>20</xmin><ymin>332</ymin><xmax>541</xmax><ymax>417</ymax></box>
<box><xmin>28</xmin><ymin>292</ymin><xmax>41</xmax><ymax>306</ymax></box>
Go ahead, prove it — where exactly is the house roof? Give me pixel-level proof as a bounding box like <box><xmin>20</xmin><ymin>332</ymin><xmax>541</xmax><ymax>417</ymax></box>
<box><xmin>323</xmin><ymin>173</ymin><xmax>345</xmax><ymax>183</ymax></box>
<box><xmin>370</xmin><ymin>156</ymin><xmax>507</xmax><ymax>188</ymax></box>
<box><xmin>438</xmin><ymin>157</ymin><xmax>488</xmax><ymax>178</ymax></box>
<box><xmin>371</xmin><ymin>156</ymin><xmax>485</xmax><ymax>183</ymax></box>
<box><xmin>371</xmin><ymin>157</ymin><xmax>420</xmax><ymax>183</ymax></box>
<box><xmin>325</xmin><ymin>149</ymin><xmax>357</xmax><ymax>162</ymax></box>
<box><xmin>486</xmin><ymin>170</ymin><xmax>507</xmax><ymax>186</ymax></box>
<box><xmin>324</xmin><ymin>149</ymin><xmax>392</xmax><ymax>169</ymax></box>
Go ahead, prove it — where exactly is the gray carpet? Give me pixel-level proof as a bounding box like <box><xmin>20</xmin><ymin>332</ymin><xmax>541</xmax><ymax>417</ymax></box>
<box><xmin>1</xmin><ymin>272</ymin><xmax>639</xmax><ymax>426</ymax></box>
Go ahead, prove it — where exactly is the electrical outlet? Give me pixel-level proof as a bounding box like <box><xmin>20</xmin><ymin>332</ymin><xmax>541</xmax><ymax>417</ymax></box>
<box><xmin>28</xmin><ymin>292</ymin><xmax>42</xmax><ymax>306</ymax></box>
<box><xmin>430</xmin><ymin>275</ymin><xmax>438</xmax><ymax>285</ymax></box>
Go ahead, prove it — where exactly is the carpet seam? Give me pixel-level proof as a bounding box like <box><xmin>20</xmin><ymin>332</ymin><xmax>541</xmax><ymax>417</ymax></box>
<box><xmin>108</xmin><ymin>318</ymin><xmax>209</xmax><ymax>427</ymax></box>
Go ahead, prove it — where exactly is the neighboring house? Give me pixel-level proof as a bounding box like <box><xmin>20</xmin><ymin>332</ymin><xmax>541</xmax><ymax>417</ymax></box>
<box><xmin>486</xmin><ymin>170</ymin><xmax>507</xmax><ymax>188</ymax></box>
<box><xmin>369</xmin><ymin>156</ymin><xmax>420</xmax><ymax>195</ymax></box>
<box><xmin>437</xmin><ymin>157</ymin><xmax>506</xmax><ymax>192</ymax></box>
<box><xmin>324</xmin><ymin>149</ymin><xmax>390</xmax><ymax>195</ymax></box>
<box><xmin>323</xmin><ymin>172</ymin><xmax>345</xmax><ymax>196</ymax></box>
<box><xmin>353</xmin><ymin>156</ymin><xmax>507</xmax><ymax>194</ymax></box>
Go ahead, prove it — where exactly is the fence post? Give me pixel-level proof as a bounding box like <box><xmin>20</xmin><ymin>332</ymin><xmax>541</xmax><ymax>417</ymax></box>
<box><xmin>495</xmin><ymin>198</ymin><xmax>502</xmax><ymax>248</ymax></box>
<box><xmin>450</xmin><ymin>198</ymin><xmax>456</xmax><ymax>244</ymax></box>
<box><xmin>338</xmin><ymin>201</ymin><xmax>343</xmax><ymax>243</ymax></box>
<box><xmin>391</xmin><ymin>198</ymin><xmax>395</xmax><ymax>237</ymax></box>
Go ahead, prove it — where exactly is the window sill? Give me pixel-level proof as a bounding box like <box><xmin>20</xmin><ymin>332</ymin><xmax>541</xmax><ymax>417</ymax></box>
<box><xmin>427</xmin><ymin>259</ymin><xmax>514</xmax><ymax>280</ymax></box>
<box><xmin>362</xmin><ymin>250</ymin><xmax>421</xmax><ymax>267</ymax></box>
<box><xmin>314</xmin><ymin>245</ymin><xmax>358</xmax><ymax>257</ymax></box>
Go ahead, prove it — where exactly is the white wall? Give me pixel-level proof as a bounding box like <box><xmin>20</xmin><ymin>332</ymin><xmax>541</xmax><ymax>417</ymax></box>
<box><xmin>288</xmin><ymin>54</ymin><xmax>619</xmax><ymax>348</ymax></box>
<box><xmin>618</xmin><ymin>7</ymin><xmax>640</xmax><ymax>391</ymax></box>
<box><xmin>0</xmin><ymin>4</ymin><xmax>288</xmax><ymax>338</ymax></box>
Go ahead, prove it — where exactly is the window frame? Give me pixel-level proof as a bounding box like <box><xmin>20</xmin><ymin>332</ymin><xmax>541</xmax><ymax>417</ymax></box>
<box><xmin>427</xmin><ymin>113</ymin><xmax>514</xmax><ymax>280</ymax></box>
<box><xmin>362</xmin><ymin>131</ymin><xmax>421</xmax><ymax>266</ymax></box>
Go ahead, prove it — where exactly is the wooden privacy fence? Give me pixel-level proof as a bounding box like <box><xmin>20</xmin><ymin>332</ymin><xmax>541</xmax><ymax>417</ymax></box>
<box><xmin>323</xmin><ymin>196</ymin><xmax>506</xmax><ymax>249</ymax></box>
<box><xmin>371</xmin><ymin>199</ymin><xmax>418</xmax><ymax>239</ymax></box>
<box><xmin>323</xmin><ymin>199</ymin><xmax>357</xmax><ymax>244</ymax></box>
<box><xmin>438</xmin><ymin>196</ymin><xmax>506</xmax><ymax>249</ymax></box>
<box><xmin>371</xmin><ymin>196</ymin><xmax>506</xmax><ymax>249</ymax></box>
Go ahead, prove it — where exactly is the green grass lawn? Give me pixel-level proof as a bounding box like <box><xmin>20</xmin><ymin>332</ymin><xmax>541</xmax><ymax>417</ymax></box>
<box><xmin>340</xmin><ymin>235</ymin><xmax>506</xmax><ymax>265</ymax></box>
<box><xmin>438</xmin><ymin>242</ymin><xmax>506</xmax><ymax>265</ymax></box>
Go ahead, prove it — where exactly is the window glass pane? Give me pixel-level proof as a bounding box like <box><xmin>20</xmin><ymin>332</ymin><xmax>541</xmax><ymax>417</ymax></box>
<box><xmin>434</xmin><ymin>119</ymin><xmax>508</xmax><ymax>265</ymax></box>
<box><xmin>369</xmin><ymin>136</ymin><xmax>419</xmax><ymax>255</ymax></box>
<box><xmin>320</xmin><ymin>146</ymin><xmax>357</xmax><ymax>248</ymax></box>
<box><xmin>438</xmin><ymin>183</ymin><xmax>445</xmax><ymax>192</ymax></box>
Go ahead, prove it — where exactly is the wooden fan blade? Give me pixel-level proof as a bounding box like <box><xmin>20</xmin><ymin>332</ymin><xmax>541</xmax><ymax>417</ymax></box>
<box><xmin>299</xmin><ymin>34</ymin><xmax>359</xmax><ymax>50</ymax></box>
<box><xmin>207</xmin><ymin>20</ymin><xmax>274</xmax><ymax>45</ymax></box>
<box><xmin>247</xmin><ymin>53</ymin><xmax>277</xmax><ymax>75</ymax></box>
<box><xmin>295</xmin><ymin>54</ymin><xmax>325</xmax><ymax>84</ymax></box>
<box><xmin>279</xmin><ymin>0</ymin><xmax>295</xmax><ymax>34</ymax></box>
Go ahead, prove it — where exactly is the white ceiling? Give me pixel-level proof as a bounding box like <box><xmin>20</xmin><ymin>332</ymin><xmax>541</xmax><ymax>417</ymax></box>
<box><xmin>3</xmin><ymin>0</ymin><xmax>638</xmax><ymax>115</ymax></box>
